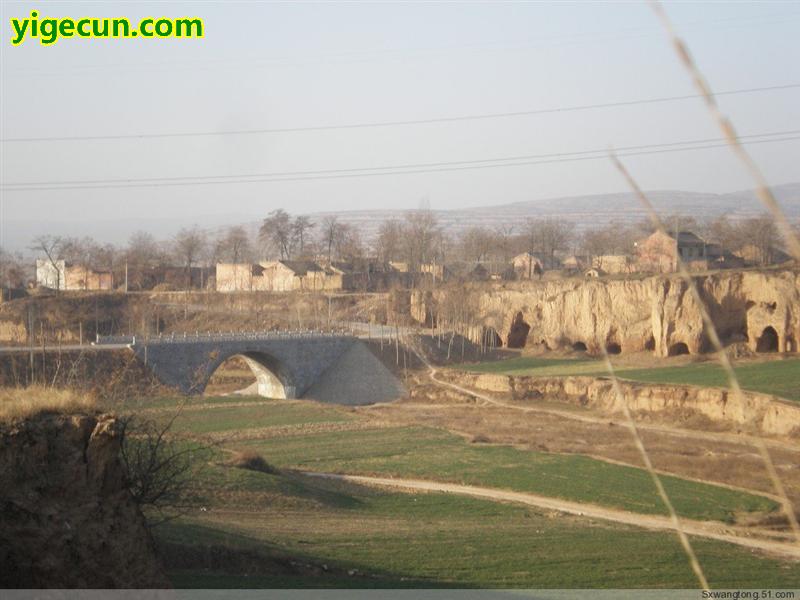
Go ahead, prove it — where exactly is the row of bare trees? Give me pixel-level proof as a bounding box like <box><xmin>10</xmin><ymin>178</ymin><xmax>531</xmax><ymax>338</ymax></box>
<box><xmin>4</xmin><ymin>209</ymin><xmax>797</xmax><ymax>293</ymax></box>
<box><xmin>258</xmin><ymin>210</ymin><xmax>362</xmax><ymax>262</ymax></box>
<box><xmin>577</xmin><ymin>214</ymin><xmax>789</xmax><ymax>267</ymax></box>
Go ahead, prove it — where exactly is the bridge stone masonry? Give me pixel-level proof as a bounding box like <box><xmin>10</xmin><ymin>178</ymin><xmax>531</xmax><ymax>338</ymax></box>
<box><xmin>126</xmin><ymin>331</ymin><xmax>360</xmax><ymax>399</ymax></box>
<box><xmin>113</xmin><ymin>331</ymin><xmax>405</xmax><ymax>404</ymax></box>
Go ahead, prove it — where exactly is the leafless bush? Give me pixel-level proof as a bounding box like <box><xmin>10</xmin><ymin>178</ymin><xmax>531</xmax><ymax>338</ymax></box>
<box><xmin>118</xmin><ymin>411</ymin><xmax>210</xmax><ymax>525</ymax></box>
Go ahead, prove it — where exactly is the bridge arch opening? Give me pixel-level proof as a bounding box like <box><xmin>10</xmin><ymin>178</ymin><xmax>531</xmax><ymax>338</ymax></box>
<box><xmin>205</xmin><ymin>355</ymin><xmax>258</xmax><ymax>396</ymax></box>
<box><xmin>207</xmin><ymin>351</ymin><xmax>295</xmax><ymax>398</ymax></box>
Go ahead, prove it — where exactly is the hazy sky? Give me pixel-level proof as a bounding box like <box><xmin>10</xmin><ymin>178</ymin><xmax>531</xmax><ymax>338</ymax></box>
<box><xmin>1</xmin><ymin>1</ymin><xmax>799</xmax><ymax>249</ymax></box>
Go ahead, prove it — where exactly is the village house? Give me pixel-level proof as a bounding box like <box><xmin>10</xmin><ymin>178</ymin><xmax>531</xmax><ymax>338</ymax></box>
<box><xmin>592</xmin><ymin>254</ymin><xmax>635</xmax><ymax>275</ymax></box>
<box><xmin>511</xmin><ymin>252</ymin><xmax>544</xmax><ymax>279</ymax></box>
<box><xmin>216</xmin><ymin>260</ymin><xmax>344</xmax><ymax>292</ymax></box>
<box><xmin>562</xmin><ymin>255</ymin><xmax>589</xmax><ymax>273</ymax></box>
<box><xmin>635</xmin><ymin>230</ymin><xmax>711</xmax><ymax>273</ymax></box>
<box><xmin>35</xmin><ymin>259</ymin><xmax>114</xmax><ymax>291</ymax></box>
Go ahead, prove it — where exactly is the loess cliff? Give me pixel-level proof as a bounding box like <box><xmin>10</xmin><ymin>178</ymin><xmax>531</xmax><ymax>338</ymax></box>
<box><xmin>0</xmin><ymin>412</ymin><xmax>169</xmax><ymax>588</ymax></box>
<box><xmin>414</xmin><ymin>270</ymin><xmax>800</xmax><ymax>357</ymax></box>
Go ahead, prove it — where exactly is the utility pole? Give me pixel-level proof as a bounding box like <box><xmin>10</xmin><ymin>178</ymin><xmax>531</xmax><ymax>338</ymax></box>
<box><xmin>124</xmin><ymin>261</ymin><xmax>128</xmax><ymax>293</ymax></box>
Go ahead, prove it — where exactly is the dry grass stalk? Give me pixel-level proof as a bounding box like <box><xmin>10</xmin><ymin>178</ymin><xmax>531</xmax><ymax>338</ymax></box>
<box><xmin>650</xmin><ymin>0</ymin><xmax>800</xmax><ymax>262</ymax></box>
<box><xmin>0</xmin><ymin>385</ymin><xmax>95</xmax><ymax>422</ymax></box>
<box><xmin>600</xmin><ymin>349</ymin><xmax>709</xmax><ymax>589</ymax></box>
<box><xmin>611</xmin><ymin>155</ymin><xmax>800</xmax><ymax>545</ymax></box>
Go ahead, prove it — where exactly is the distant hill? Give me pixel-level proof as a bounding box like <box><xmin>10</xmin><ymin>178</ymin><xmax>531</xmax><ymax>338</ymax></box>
<box><xmin>5</xmin><ymin>183</ymin><xmax>800</xmax><ymax>252</ymax></box>
<box><xmin>300</xmin><ymin>182</ymin><xmax>800</xmax><ymax>240</ymax></box>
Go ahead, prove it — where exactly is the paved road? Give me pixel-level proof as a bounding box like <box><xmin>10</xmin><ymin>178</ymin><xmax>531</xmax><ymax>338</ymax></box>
<box><xmin>0</xmin><ymin>343</ymin><xmax>130</xmax><ymax>354</ymax></box>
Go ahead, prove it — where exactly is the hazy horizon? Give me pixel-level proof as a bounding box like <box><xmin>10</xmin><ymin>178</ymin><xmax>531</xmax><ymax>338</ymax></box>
<box><xmin>2</xmin><ymin>2</ymin><xmax>800</xmax><ymax>250</ymax></box>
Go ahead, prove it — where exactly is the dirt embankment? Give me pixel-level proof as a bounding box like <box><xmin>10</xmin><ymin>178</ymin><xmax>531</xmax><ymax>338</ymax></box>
<box><xmin>412</xmin><ymin>269</ymin><xmax>800</xmax><ymax>358</ymax></box>
<box><xmin>0</xmin><ymin>292</ymin><xmax>156</xmax><ymax>345</ymax></box>
<box><xmin>0</xmin><ymin>349</ymin><xmax>169</xmax><ymax>401</ymax></box>
<box><xmin>0</xmin><ymin>290</ymin><xmax>390</xmax><ymax>345</ymax></box>
<box><xmin>445</xmin><ymin>370</ymin><xmax>800</xmax><ymax>437</ymax></box>
<box><xmin>0</xmin><ymin>412</ymin><xmax>169</xmax><ymax>588</ymax></box>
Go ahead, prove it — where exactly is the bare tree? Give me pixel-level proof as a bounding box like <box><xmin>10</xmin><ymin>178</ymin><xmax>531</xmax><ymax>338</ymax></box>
<box><xmin>219</xmin><ymin>225</ymin><xmax>252</xmax><ymax>263</ymax></box>
<box><xmin>259</xmin><ymin>210</ymin><xmax>294</xmax><ymax>260</ymax></box>
<box><xmin>459</xmin><ymin>226</ymin><xmax>493</xmax><ymax>262</ymax></box>
<box><xmin>30</xmin><ymin>235</ymin><xmax>65</xmax><ymax>291</ymax></box>
<box><xmin>0</xmin><ymin>247</ymin><xmax>26</xmax><ymax>289</ymax></box>
<box><xmin>173</xmin><ymin>227</ymin><xmax>207</xmax><ymax>288</ymax></box>
<box><xmin>374</xmin><ymin>219</ymin><xmax>402</xmax><ymax>263</ymax></box>
<box><xmin>581</xmin><ymin>222</ymin><xmax>638</xmax><ymax>260</ymax></box>
<box><xmin>523</xmin><ymin>219</ymin><xmax>572</xmax><ymax>269</ymax></box>
<box><xmin>495</xmin><ymin>224</ymin><xmax>515</xmax><ymax>263</ymax></box>
<box><xmin>736</xmin><ymin>215</ymin><xmax>780</xmax><ymax>265</ymax></box>
<box><xmin>292</xmin><ymin>216</ymin><xmax>314</xmax><ymax>258</ymax></box>
<box><xmin>334</xmin><ymin>223</ymin><xmax>363</xmax><ymax>262</ymax></box>
<box><xmin>319</xmin><ymin>216</ymin><xmax>343</xmax><ymax>262</ymax></box>
<box><xmin>403</xmin><ymin>209</ymin><xmax>440</xmax><ymax>269</ymax></box>
<box><xmin>119</xmin><ymin>413</ymin><xmax>210</xmax><ymax>525</ymax></box>
<box><xmin>126</xmin><ymin>231</ymin><xmax>162</xmax><ymax>291</ymax></box>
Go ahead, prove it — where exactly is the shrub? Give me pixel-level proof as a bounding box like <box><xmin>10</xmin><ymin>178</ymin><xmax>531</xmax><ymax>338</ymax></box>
<box><xmin>228</xmin><ymin>450</ymin><xmax>278</xmax><ymax>474</ymax></box>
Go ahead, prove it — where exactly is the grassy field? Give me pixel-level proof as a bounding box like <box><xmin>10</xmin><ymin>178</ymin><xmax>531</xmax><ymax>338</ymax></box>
<box><xmin>237</xmin><ymin>425</ymin><xmax>776</xmax><ymax>522</ymax></box>
<box><xmin>157</xmin><ymin>463</ymin><xmax>800</xmax><ymax>588</ymax></box>
<box><xmin>151</xmin><ymin>396</ymin><xmax>778</xmax><ymax>522</ymax></box>
<box><xmin>169</xmin><ymin>400</ymin><xmax>352</xmax><ymax>434</ymax></box>
<box><xmin>461</xmin><ymin>356</ymin><xmax>800</xmax><ymax>402</ymax></box>
<box><xmin>137</xmin><ymin>394</ymin><xmax>795</xmax><ymax>588</ymax></box>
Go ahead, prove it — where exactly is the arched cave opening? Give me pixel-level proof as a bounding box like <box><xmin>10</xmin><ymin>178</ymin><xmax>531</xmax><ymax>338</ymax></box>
<box><xmin>668</xmin><ymin>342</ymin><xmax>690</xmax><ymax>357</ymax></box>
<box><xmin>756</xmin><ymin>326</ymin><xmax>779</xmax><ymax>353</ymax></box>
<box><xmin>606</xmin><ymin>342</ymin><xmax>622</xmax><ymax>355</ymax></box>
<box><xmin>572</xmin><ymin>341</ymin><xmax>588</xmax><ymax>352</ymax></box>
<box><xmin>507</xmin><ymin>312</ymin><xmax>531</xmax><ymax>349</ymax></box>
<box><xmin>644</xmin><ymin>335</ymin><xmax>656</xmax><ymax>351</ymax></box>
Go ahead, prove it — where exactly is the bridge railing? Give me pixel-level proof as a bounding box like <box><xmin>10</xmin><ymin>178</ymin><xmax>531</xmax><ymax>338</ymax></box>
<box><xmin>94</xmin><ymin>329</ymin><xmax>355</xmax><ymax>346</ymax></box>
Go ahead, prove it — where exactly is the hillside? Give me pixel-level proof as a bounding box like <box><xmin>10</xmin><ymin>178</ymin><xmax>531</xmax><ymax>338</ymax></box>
<box><xmin>305</xmin><ymin>182</ymin><xmax>800</xmax><ymax>240</ymax></box>
<box><xmin>4</xmin><ymin>183</ymin><xmax>799</xmax><ymax>251</ymax></box>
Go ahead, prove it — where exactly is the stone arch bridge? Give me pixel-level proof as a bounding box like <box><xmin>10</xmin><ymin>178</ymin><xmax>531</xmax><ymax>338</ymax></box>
<box><xmin>127</xmin><ymin>332</ymin><xmax>360</xmax><ymax>399</ymax></box>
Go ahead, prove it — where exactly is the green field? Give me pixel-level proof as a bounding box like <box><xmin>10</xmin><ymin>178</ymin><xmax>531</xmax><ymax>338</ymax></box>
<box><xmin>238</xmin><ymin>425</ymin><xmax>776</xmax><ymax>522</ymax></box>
<box><xmin>137</xmin><ymin>394</ymin><xmax>795</xmax><ymax>588</ymax></box>
<box><xmin>158</xmin><ymin>464</ymin><xmax>800</xmax><ymax>589</ymax></box>
<box><xmin>150</xmin><ymin>397</ymin><xmax>777</xmax><ymax>522</ymax></box>
<box><xmin>169</xmin><ymin>400</ymin><xmax>352</xmax><ymax>434</ymax></box>
<box><xmin>461</xmin><ymin>356</ymin><xmax>800</xmax><ymax>402</ymax></box>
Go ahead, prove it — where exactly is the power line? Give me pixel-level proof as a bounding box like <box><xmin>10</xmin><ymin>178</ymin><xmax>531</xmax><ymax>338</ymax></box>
<box><xmin>7</xmin><ymin>128</ymin><xmax>798</xmax><ymax>187</ymax></box>
<box><xmin>2</xmin><ymin>84</ymin><xmax>799</xmax><ymax>144</ymax></box>
<box><xmin>3</xmin><ymin>131</ymin><xmax>799</xmax><ymax>192</ymax></box>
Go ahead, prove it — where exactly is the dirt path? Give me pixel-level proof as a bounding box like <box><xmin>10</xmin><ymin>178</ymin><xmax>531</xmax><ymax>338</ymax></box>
<box><xmin>305</xmin><ymin>472</ymin><xmax>800</xmax><ymax>560</ymax></box>
<box><xmin>404</xmin><ymin>346</ymin><xmax>800</xmax><ymax>455</ymax></box>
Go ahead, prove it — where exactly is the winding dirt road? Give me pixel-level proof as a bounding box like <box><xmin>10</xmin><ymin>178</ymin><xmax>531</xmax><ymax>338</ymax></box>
<box><xmin>305</xmin><ymin>471</ymin><xmax>800</xmax><ymax>560</ymax></box>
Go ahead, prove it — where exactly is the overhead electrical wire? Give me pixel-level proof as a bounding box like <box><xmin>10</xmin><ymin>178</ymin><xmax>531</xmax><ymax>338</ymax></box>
<box><xmin>3</xmin><ymin>130</ymin><xmax>798</xmax><ymax>192</ymax></box>
<box><xmin>2</xmin><ymin>84</ymin><xmax>799</xmax><ymax>143</ymax></box>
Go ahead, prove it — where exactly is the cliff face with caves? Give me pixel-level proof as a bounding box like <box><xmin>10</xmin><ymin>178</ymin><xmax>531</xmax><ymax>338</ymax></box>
<box><xmin>413</xmin><ymin>270</ymin><xmax>800</xmax><ymax>357</ymax></box>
